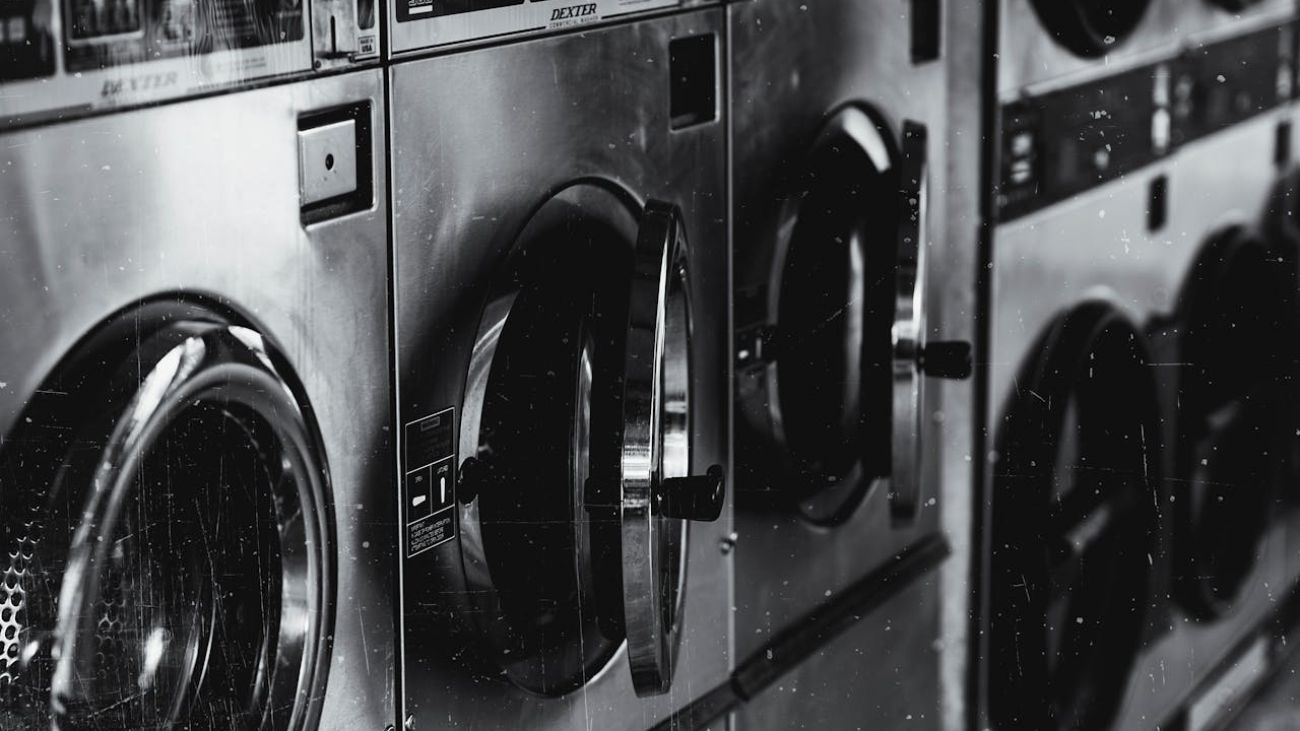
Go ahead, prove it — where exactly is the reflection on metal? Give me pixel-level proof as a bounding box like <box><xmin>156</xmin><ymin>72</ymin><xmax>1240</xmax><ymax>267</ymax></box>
<box><xmin>620</xmin><ymin>201</ymin><xmax>693</xmax><ymax>697</ymax></box>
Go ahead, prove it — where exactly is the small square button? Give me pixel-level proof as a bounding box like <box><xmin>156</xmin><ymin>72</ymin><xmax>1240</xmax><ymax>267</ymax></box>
<box><xmin>406</xmin><ymin>465</ymin><xmax>434</xmax><ymax>522</ymax></box>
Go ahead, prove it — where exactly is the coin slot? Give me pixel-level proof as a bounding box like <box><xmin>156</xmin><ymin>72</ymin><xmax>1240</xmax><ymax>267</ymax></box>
<box><xmin>1276</xmin><ymin>120</ymin><xmax>1292</xmax><ymax>168</ymax></box>
<box><xmin>1148</xmin><ymin>174</ymin><xmax>1167</xmax><ymax>232</ymax></box>
<box><xmin>298</xmin><ymin>102</ymin><xmax>373</xmax><ymax>225</ymax></box>
<box><xmin>910</xmin><ymin>0</ymin><xmax>940</xmax><ymax>63</ymax></box>
<box><xmin>669</xmin><ymin>34</ymin><xmax>718</xmax><ymax>130</ymax></box>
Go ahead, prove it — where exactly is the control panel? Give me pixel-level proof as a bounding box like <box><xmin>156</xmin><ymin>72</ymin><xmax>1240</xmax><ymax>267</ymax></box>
<box><xmin>0</xmin><ymin>0</ymin><xmax>376</xmax><ymax>123</ymax></box>
<box><xmin>998</xmin><ymin>21</ymin><xmax>1298</xmax><ymax>221</ymax></box>
<box><xmin>0</xmin><ymin>0</ymin><xmax>55</xmax><ymax>80</ymax></box>
<box><xmin>388</xmin><ymin>0</ymin><xmax>708</xmax><ymax>56</ymax></box>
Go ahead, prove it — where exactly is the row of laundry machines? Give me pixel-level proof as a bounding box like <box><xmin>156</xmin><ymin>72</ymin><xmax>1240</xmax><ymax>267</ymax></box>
<box><xmin>0</xmin><ymin>0</ymin><xmax>1298</xmax><ymax>729</ymax></box>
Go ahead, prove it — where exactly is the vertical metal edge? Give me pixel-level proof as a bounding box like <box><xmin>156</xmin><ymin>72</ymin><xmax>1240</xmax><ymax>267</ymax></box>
<box><xmin>933</xmin><ymin>3</ymin><xmax>985</xmax><ymax>731</ymax></box>
<box><xmin>968</xmin><ymin>0</ymin><xmax>1001</xmax><ymax>727</ymax></box>
<box><xmin>384</xmin><ymin>63</ymin><xmax>406</xmax><ymax>731</ymax></box>
<box><xmin>721</xmin><ymin>8</ymin><xmax>736</xmax><ymax>728</ymax></box>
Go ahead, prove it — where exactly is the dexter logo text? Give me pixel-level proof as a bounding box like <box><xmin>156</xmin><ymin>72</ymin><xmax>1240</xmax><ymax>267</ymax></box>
<box><xmin>550</xmin><ymin>3</ymin><xmax>596</xmax><ymax>21</ymax></box>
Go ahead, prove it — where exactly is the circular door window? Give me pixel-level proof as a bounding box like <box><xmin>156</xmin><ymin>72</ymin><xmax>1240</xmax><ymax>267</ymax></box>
<box><xmin>458</xmin><ymin>184</ymin><xmax>722</xmax><ymax>698</ymax></box>
<box><xmin>1174</xmin><ymin>227</ymin><xmax>1292</xmax><ymax>618</ymax></box>
<box><xmin>458</xmin><ymin>184</ymin><xmax>636</xmax><ymax>696</ymax></box>
<box><xmin>1029</xmin><ymin>0</ymin><xmax>1152</xmax><ymax>57</ymax></box>
<box><xmin>0</xmin><ymin>303</ymin><xmax>332</xmax><ymax>731</ymax></box>
<box><xmin>989</xmin><ymin>301</ymin><xmax>1159</xmax><ymax>731</ymax></box>
<box><xmin>767</xmin><ymin>105</ymin><xmax>901</xmax><ymax>523</ymax></box>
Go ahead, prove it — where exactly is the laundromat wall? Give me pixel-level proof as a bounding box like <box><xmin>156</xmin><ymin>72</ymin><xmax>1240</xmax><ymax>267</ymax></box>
<box><xmin>1</xmin><ymin>0</ymin><xmax>1300</xmax><ymax>730</ymax></box>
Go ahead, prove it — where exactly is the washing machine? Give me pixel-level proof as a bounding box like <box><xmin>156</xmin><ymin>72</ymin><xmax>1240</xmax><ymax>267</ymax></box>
<box><xmin>0</xmin><ymin>63</ymin><xmax>392</xmax><ymax>731</ymax></box>
<box><xmin>389</xmin><ymin>9</ymin><xmax>730</xmax><ymax>731</ymax></box>
<box><xmin>979</xmin><ymin>0</ymin><xmax>1300</xmax><ymax>729</ymax></box>
<box><xmin>724</xmin><ymin>0</ymin><xmax>973</xmax><ymax>728</ymax></box>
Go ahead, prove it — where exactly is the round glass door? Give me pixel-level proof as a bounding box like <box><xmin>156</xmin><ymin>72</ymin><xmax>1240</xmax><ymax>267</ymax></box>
<box><xmin>458</xmin><ymin>185</ymin><xmax>722</xmax><ymax>698</ymax></box>
<box><xmin>989</xmin><ymin>302</ymin><xmax>1159</xmax><ymax>731</ymax></box>
<box><xmin>458</xmin><ymin>184</ymin><xmax>635</xmax><ymax>696</ymax></box>
<box><xmin>0</xmin><ymin>306</ymin><xmax>331</xmax><ymax>731</ymax></box>
<box><xmin>1174</xmin><ymin>227</ymin><xmax>1292</xmax><ymax>618</ymax></box>
<box><xmin>769</xmin><ymin>105</ymin><xmax>900</xmax><ymax>523</ymax></box>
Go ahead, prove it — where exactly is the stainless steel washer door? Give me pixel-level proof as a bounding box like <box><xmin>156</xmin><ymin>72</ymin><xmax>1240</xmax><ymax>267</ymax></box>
<box><xmin>764</xmin><ymin>105</ymin><xmax>900</xmax><ymax>523</ymax></box>
<box><xmin>457</xmin><ymin>184</ymin><xmax>723</xmax><ymax>699</ymax></box>
<box><xmin>0</xmin><ymin>302</ymin><xmax>332</xmax><ymax>731</ymax></box>
<box><xmin>457</xmin><ymin>183</ymin><xmax>637</xmax><ymax>697</ymax></box>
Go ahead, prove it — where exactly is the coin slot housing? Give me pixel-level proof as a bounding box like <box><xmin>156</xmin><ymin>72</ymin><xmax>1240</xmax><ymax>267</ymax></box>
<box><xmin>669</xmin><ymin>34</ymin><xmax>718</xmax><ymax>130</ymax></box>
<box><xmin>299</xmin><ymin>102</ymin><xmax>373</xmax><ymax>226</ymax></box>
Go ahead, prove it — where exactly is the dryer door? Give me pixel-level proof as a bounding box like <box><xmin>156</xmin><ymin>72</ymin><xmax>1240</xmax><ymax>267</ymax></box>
<box><xmin>1173</xmin><ymin>226</ymin><xmax>1293</xmax><ymax>619</ymax></box>
<box><xmin>0</xmin><ymin>306</ymin><xmax>332</xmax><ymax>731</ymax></box>
<box><xmin>458</xmin><ymin>186</ymin><xmax>721</xmax><ymax>699</ymax></box>
<box><xmin>988</xmin><ymin>301</ymin><xmax>1160</xmax><ymax>731</ymax></box>
<box><xmin>753</xmin><ymin>106</ymin><xmax>967</xmax><ymax>524</ymax></box>
<box><xmin>616</xmin><ymin>200</ymin><xmax>724</xmax><ymax>697</ymax></box>
<box><xmin>458</xmin><ymin>183</ymin><xmax>638</xmax><ymax>696</ymax></box>
<box><xmin>766</xmin><ymin>105</ymin><xmax>897</xmax><ymax>522</ymax></box>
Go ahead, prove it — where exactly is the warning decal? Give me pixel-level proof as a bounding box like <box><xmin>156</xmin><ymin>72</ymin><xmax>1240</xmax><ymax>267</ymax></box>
<box><xmin>405</xmin><ymin>408</ymin><xmax>457</xmax><ymax>558</ymax></box>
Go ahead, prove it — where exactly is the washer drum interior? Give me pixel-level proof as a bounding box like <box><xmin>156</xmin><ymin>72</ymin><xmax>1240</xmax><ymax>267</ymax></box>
<box><xmin>0</xmin><ymin>302</ymin><xmax>333</xmax><ymax>731</ymax></box>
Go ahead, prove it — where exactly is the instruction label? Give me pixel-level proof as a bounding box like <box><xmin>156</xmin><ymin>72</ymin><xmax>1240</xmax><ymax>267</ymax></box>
<box><xmin>405</xmin><ymin>408</ymin><xmax>456</xmax><ymax>558</ymax></box>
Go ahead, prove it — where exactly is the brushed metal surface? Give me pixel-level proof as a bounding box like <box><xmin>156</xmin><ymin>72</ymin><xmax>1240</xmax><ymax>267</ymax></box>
<box><xmin>984</xmin><ymin>110</ymin><xmax>1299</xmax><ymax>731</ymax></box>
<box><xmin>729</xmin><ymin>0</ymin><xmax>971</xmax><ymax>729</ymax></box>
<box><xmin>0</xmin><ymin>69</ymin><xmax>395</xmax><ymax>731</ymax></box>
<box><xmin>390</xmin><ymin>10</ymin><xmax>730</xmax><ymax>731</ymax></box>
<box><xmin>939</xmin><ymin>2</ymin><xmax>983</xmax><ymax>730</ymax></box>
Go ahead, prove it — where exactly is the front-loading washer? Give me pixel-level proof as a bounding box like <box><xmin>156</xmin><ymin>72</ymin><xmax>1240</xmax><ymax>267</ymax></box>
<box><xmin>0</xmin><ymin>69</ymin><xmax>393</xmax><ymax>731</ymax></box>
<box><xmin>978</xmin><ymin>2</ymin><xmax>1300</xmax><ymax>729</ymax></box>
<box><xmin>389</xmin><ymin>9</ymin><xmax>731</xmax><ymax>731</ymax></box>
<box><xmin>726</xmin><ymin>0</ymin><xmax>974</xmax><ymax>728</ymax></box>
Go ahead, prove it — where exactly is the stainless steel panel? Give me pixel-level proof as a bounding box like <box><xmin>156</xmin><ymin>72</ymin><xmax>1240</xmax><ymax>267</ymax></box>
<box><xmin>939</xmin><ymin>2</ymin><xmax>984</xmax><ymax>728</ymax></box>
<box><xmin>390</xmin><ymin>10</ymin><xmax>729</xmax><ymax>731</ymax></box>
<box><xmin>0</xmin><ymin>68</ymin><xmax>395</xmax><ymax>731</ymax></box>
